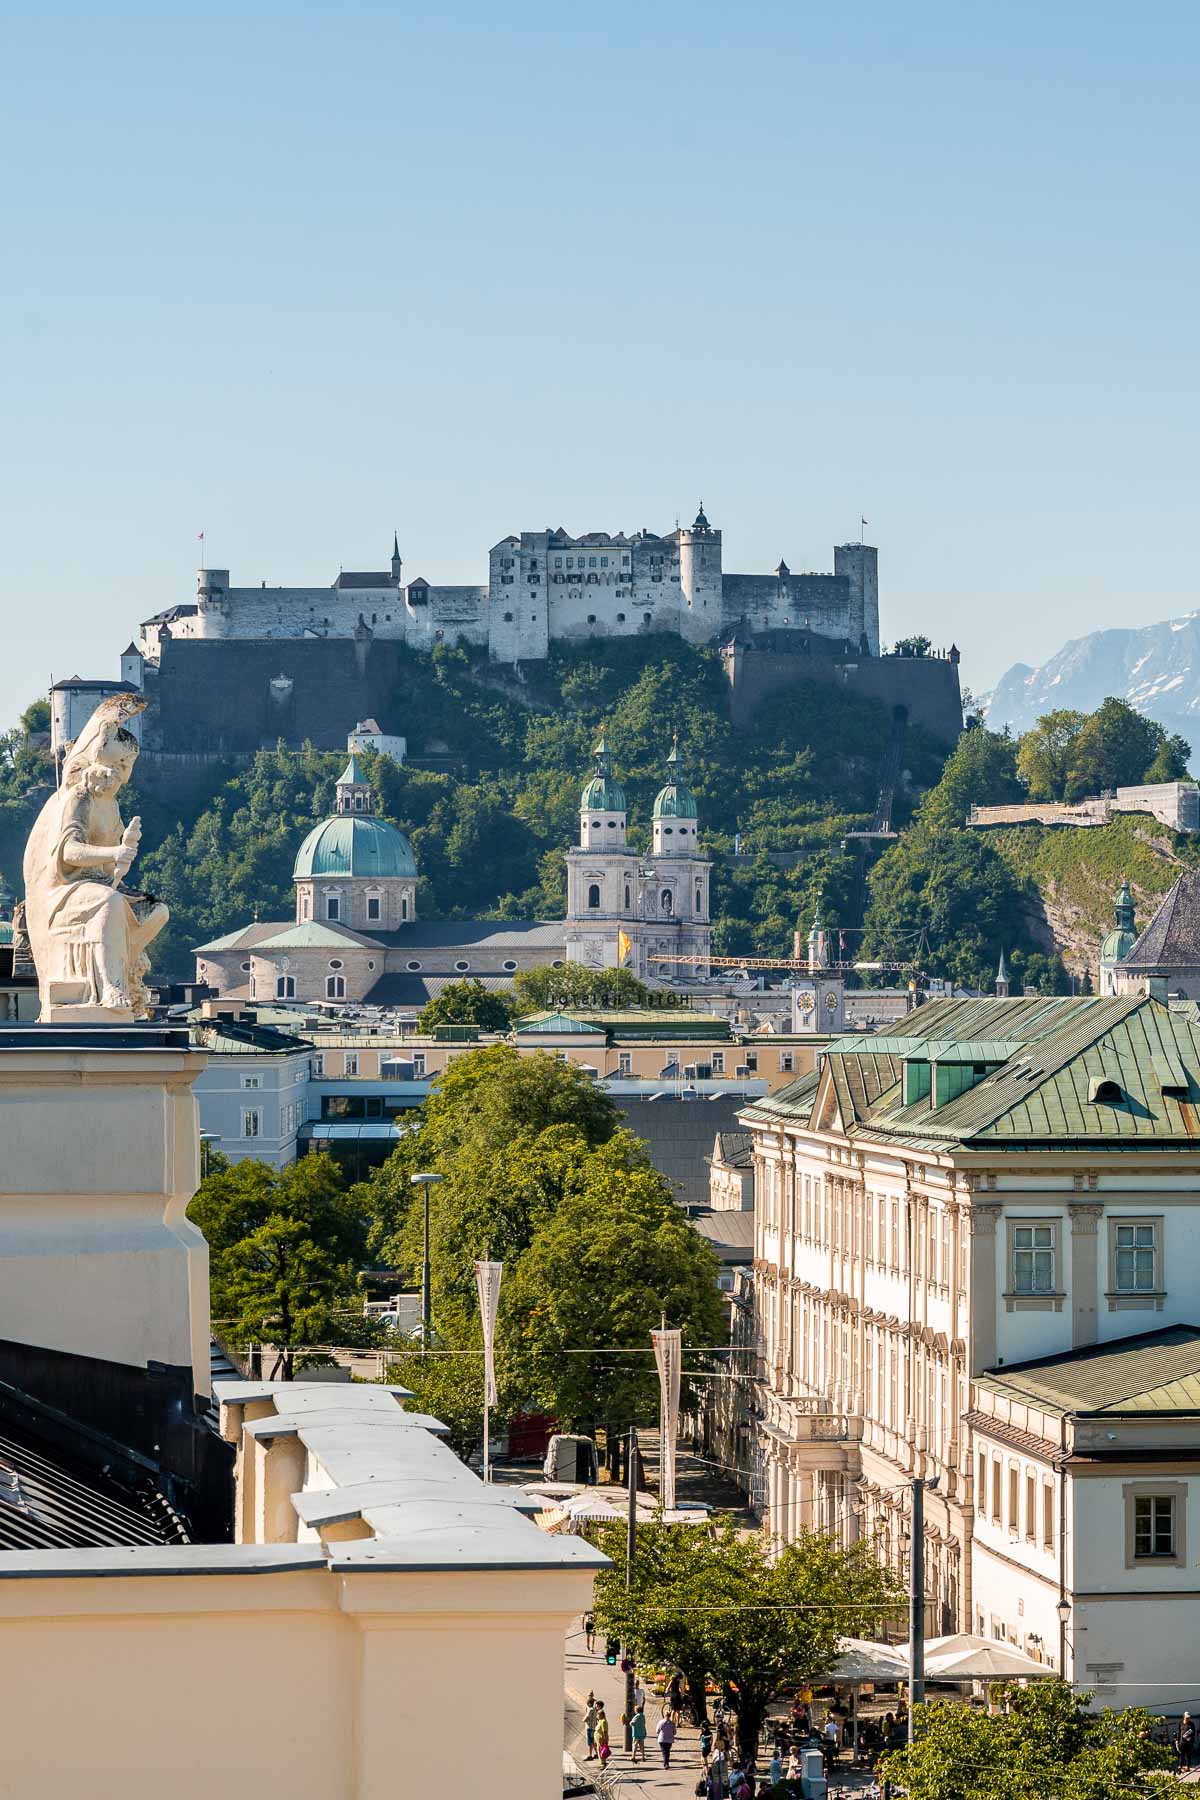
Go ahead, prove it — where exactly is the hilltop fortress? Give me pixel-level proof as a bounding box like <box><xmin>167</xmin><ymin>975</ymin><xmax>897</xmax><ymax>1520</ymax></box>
<box><xmin>140</xmin><ymin>507</ymin><xmax>881</xmax><ymax>664</ymax></box>
<box><xmin>54</xmin><ymin>506</ymin><xmax>962</xmax><ymax>763</ymax></box>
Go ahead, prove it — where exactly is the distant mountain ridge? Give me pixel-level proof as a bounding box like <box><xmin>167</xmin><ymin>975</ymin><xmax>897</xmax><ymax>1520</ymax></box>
<box><xmin>985</xmin><ymin>611</ymin><xmax>1200</xmax><ymax>750</ymax></box>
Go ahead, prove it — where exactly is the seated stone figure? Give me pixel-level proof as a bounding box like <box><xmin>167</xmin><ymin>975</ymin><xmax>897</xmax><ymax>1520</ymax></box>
<box><xmin>22</xmin><ymin>693</ymin><xmax>168</xmax><ymax>1020</ymax></box>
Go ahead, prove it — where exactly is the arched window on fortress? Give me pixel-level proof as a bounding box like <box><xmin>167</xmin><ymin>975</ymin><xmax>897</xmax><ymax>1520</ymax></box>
<box><xmin>588</xmin><ymin>883</ymin><xmax>601</xmax><ymax>910</ymax></box>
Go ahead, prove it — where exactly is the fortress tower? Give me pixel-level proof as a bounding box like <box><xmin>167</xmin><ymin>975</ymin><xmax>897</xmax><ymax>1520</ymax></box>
<box><xmin>833</xmin><ymin>542</ymin><xmax>879</xmax><ymax>654</ymax></box>
<box><xmin>195</xmin><ymin>568</ymin><xmax>231</xmax><ymax>638</ymax></box>
<box><xmin>677</xmin><ymin>503</ymin><xmax>723</xmax><ymax>644</ymax></box>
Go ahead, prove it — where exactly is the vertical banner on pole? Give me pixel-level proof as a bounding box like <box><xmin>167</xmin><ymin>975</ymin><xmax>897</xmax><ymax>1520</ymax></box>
<box><xmin>474</xmin><ymin>1260</ymin><xmax>503</xmax><ymax>1482</ymax></box>
<box><xmin>651</xmin><ymin>1327</ymin><xmax>682</xmax><ymax>1513</ymax></box>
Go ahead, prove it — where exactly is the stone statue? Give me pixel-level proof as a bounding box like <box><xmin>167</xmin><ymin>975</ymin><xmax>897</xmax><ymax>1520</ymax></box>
<box><xmin>22</xmin><ymin>693</ymin><xmax>168</xmax><ymax>1020</ymax></box>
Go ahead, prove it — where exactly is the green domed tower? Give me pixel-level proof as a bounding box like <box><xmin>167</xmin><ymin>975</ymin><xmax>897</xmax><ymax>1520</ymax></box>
<box><xmin>1099</xmin><ymin>878</ymin><xmax>1138</xmax><ymax>995</ymax></box>
<box><xmin>293</xmin><ymin>757</ymin><xmax>418</xmax><ymax>932</ymax></box>
<box><xmin>651</xmin><ymin>736</ymin><xmax>699</xmax><ymax>857</ymax></box>
<box><xmin>580</xmin><ymin>732</ymin><xmax>628</xmax><ymax>850</ymax></box>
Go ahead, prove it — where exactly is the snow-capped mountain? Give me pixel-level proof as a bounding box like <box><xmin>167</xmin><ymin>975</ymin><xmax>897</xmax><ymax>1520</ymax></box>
<box><xmin>984</xmin><ymin>612</ymin><xmax>1200</xmax><ymax>746</ymax></box>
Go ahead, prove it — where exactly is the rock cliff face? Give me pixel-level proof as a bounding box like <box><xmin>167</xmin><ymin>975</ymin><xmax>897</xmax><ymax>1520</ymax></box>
<box><xmin>985</xmin><ymin>612</ymin><xmax>1200</xmax><ymax>746</ymax></box>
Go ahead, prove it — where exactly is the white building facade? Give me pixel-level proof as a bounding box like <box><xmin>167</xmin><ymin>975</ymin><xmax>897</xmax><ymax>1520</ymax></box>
<box><xmin>741</xmin><ymin>993</ymin><xmax>1200</xmax><ymax>1707</ymax></box>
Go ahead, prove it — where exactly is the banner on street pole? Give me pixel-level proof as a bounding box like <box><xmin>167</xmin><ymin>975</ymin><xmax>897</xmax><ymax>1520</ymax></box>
<box><xmin>474</xmin><ymin>1260</ymin><xmax>503</xmax><ymax>1406</ymax></box>
<box><xmin>651</xmin><ymin>1327</ymin><xmax>682</xmax><ymax>1512</ymax></box>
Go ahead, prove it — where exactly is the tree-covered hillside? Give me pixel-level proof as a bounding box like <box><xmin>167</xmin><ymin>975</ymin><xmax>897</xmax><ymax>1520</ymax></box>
<box><xmin>0</xmin><ymin>645</ymin><xmax>1190</xmax><ymax>993</ymax></box>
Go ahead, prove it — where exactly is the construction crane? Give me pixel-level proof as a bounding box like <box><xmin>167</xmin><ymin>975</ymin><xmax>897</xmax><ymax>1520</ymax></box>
<box><xmin>647</xmin><ymin>953</ymin><xmax>921</xmax><ymax>973</ymax></box>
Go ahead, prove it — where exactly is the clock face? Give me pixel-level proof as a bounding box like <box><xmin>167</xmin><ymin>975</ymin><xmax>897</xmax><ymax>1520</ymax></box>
<box><xmin>797</xmin><ymin>990</ymin><xmax>816</xmax><ymax>1015</ymax></box>
<box><xmin>823</xmin><ymin>990</ymin><xmax>839</xmax><ymax>1012</ymax></box>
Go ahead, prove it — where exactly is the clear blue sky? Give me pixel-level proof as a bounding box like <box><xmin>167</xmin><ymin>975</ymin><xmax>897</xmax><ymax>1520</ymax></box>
<box><xmin>3</xmin><ymin>1</ymin><xmax>1198</xmax><ymax>724</ymax></box>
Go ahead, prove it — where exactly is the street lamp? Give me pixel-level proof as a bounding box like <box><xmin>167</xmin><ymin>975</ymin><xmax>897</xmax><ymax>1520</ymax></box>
<box><xmin>1056</xmin><ymin>1596</ymin><xmax>1072</xmax><ymax>1677</ymax></box>
<box><xmin>908</xmin><ymin>1475</ymin><xmax>939</xmax><ymax>1744</ymax></box>
<box><xmin>410</xmin><ymin>1172</ymin><xmax>443</xmax><ymax>1355</ymax></box>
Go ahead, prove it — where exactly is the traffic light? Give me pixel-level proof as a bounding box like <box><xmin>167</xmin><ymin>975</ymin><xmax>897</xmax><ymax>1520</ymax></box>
<box><xmin>605</xmin><ymin>1638</ymin><xmax>620</xmax><ymax>1666</ymax></box>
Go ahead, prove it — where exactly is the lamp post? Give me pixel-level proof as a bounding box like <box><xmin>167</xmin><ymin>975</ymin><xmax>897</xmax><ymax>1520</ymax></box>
<box><xmin>409</xmin><ymin>1172</ymin><xmax>443</xmax><ymax>1357</ymax></box>
<box><xmin>1056</xmin><ymin>1595</ymin><xmax>1071</xmax><ymax>1679</ymax></box>
<box><xmin>908</xmin><ymin>1475</ymin><xmax>939</xmax><ymax>1745</ymax></box>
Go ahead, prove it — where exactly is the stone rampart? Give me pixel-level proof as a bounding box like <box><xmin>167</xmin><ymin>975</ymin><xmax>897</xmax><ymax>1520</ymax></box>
<box><xmin>722</xmin><ymin>641</ymin><xmax>963</xmax><ymax>744</ymax></box>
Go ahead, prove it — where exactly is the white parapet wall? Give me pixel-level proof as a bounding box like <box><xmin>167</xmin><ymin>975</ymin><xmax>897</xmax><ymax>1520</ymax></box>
<box><xmin>0</xmin><ymin>1380</ymin><xmax>606</xmax><ymax>1799</ymax></box>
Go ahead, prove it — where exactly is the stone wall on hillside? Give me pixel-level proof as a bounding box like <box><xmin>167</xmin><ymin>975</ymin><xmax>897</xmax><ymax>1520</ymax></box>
<box><xmin>722</xmin><ymin>638</ymin><xmax>963</xmax><ymax>745</ymax></box>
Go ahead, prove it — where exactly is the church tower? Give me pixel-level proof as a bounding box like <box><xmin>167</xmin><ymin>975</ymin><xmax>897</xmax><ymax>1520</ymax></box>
<box><xmin>564</xmin><ymin>733</ymin><xmax>640</xmax><ymax>973</ymax></box>
<box><xmin>579</xmin><ymin>732</ymin><xmax>628</xmax><ymax>850</ymax></box>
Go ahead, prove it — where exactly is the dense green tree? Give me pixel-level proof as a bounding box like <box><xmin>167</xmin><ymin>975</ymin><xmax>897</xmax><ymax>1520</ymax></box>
<box><xmin>918</xmin><ymin>727</ymin><xmax>1023</xmax><ymax>831</ymax></box>
<box><xmin>1065</xmin><ymin>698</ymin><xmax>1171</xmax><ymax>801</ymax></box>
<box><xmin>892</xmin><ymin>634</ymin><xmax>932</xmax><ymax>656</ymax></box>
<box><xmin>863</xmin><ymin>822</ymin><xmax>1041</xmax><ymax>990</ymax></box>
<box><xmin>1143</xmin><ymin>729</ymin><xmax>1192</xmax><ymax>783</ymax></box>
<box><xmin>415</xmin><ymin>978</ymin><xmax>516</xmax><ymax>1033</ymax></box>
<box><xmin>593</xmin><ymin>1520</ymin><xmax>902</xmax><ymax>1758</ymax></box>
<box><xmin>19</xmin><ymin>699</ymin><xmax>50</xmax><ymax>736</ymax></box>
<box><xmin>879</xmin><ymin>1680</ymin><xmax>1174</xmax><ymax>1800</ymax></box>
<box><xmin>188</xmin><ymin>1153</ymin><xmax>370</xmax><ymax>1377</ymax></box>
<box><xmin>500</xmin><ymin>1133</ymin><xmax>726</xmax><ymax>1444</ymax></box>
<box><xmin>1016</xmin><ymin>710</ymin><xmax>1087</xmax><ymax>801</ymax></box>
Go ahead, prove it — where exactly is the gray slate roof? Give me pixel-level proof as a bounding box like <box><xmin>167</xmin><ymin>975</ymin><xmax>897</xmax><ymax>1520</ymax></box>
<box><xmin>713</xmin><ymin>1130</ymin><xmax>753</xmax><ymax>1168</ymax></box>
<box><xmin>1123</xmin><ymin>869</ymin><xmax>1200</xmax><ymax>970</ymax></box>
<box><xmin>977</xmin><ymin>1326</ymin><xmax>1200</xmax><ymax>1416</ymax></box>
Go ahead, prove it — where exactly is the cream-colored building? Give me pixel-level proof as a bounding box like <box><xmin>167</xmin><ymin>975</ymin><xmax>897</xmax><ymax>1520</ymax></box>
<box><xmin>741</xmin><ymin>993</ymin><xmax>1200</xmax><ymax>1706</ymax></box>
<box><xmin>0</xmin><ymin>1021</ymin><xmax>603</xmax><ymax>1797</ymax></box>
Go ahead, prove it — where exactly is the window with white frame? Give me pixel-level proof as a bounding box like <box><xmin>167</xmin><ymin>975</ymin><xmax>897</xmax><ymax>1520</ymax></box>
<box><xmin>618</xmin><ymin>1052</ymin><xmax>632</xmax><ymax>1075</ymax></box>
<box><xmin>712</xmin><ymin>1051</ymin><xmax>724</xmax><ymax>1073</ymax></box>
<box><xmin>241</xmin><ymin>1074</ymin><xmax>261</xmax><ymax>1090</ymax></box>
<box><xmin>1125</xmin><ymin>1485</ymin><xmax>1186</xmax><ymax>1567</ymax></box>
<box><xmin>1025</xmin><ymin>1472</ymin><xmax>1036</xmax><ymax>1541</ymax></box>
<box><xmin>1009</xmin><ymin>1220</ymin><xmax>1058</xmax><ymax>1295</ymax></box>
<box><xmin>312</xmin><ymin>1054</ymin><xmax>324</xmax><ymax>1077</ymax></box>
<box><xmin>367</xmin><ymin>894</ymin><xmax>381</xmax><ymax>921</ymax></box>
<box><xmin>413</xmin><ymin>1054</ymin><xmax>426</xmax><ymax>1078</ymax></box>
<box><xmin>1109</xmin><ymin>1217</ymin><xmax>1161</xmax><ymax>1297</ymax></box>
<box><xmin>780</xmin><ymin>1051</ymin><xmax>794</xmax><ymax>1073</ymax></box>
<box><xmin>242</xmin><ymin>1108</ymin><xmax>261</xmax><ymax>1139</ymax></box>
<box><xmin>276</xmin><ymin>975</ymin><xmax>296</xmax><ymax>999</ymax></box>
<box><xmin>1043</xmin><ymin>1481</ymin><xmax>1055</xmax><ymax>1551</ymax></box>
<box><xmin>326</xmin><ymin>894</ymin><xmax>340</xmax><ymax>921</ymax></box>
<box><xmin>326</xmin><ymin>975</ymin><xmax>345</xmax><ymax>999</ymax></box>
<box><xmin>344</xmin><ymin>1054</ymin><xmax>358</xmax><ymax>1076</ymax></box>
<box><xmin>977</xmin><ymin>1448</ymin><xmax>987</xmax><ymax>1513</ymax></box>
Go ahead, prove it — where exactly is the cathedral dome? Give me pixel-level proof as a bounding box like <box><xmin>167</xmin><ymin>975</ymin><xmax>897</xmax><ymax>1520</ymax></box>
<box><xmin>581</xmin><ymin>773</ymin><xmax>626</xmax><ymax>812</ymax></box>
<box><xmin>652</xmin><ymin>779</ymin><xmax>698</xmax><ymax>820</ymax></box>
<box><xmin>1100</xmin><ymin>926</ymin><xmax>1137</xmax><ymax>964</ymax></box>
<box><xmin>293</xmin><ymin>814</ymin><xmax>417</xmax><ymax>881</ymax></box>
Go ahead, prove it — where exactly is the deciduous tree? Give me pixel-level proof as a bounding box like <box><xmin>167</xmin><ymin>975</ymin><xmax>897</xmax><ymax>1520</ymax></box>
<box><xmin>593</xmin><ymin>1520</ymin><xmax>902</xmax><ymax>1759</ymax></box>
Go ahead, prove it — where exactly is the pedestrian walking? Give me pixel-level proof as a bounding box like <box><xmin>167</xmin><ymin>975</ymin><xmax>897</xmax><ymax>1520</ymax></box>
<box><xmin>668</xmin><ymin>1671</ymin><xmax>685</xmax><ymax>1723</ymax></box>
<box><xmin>630</xmin><ymin>1705</ymin><xmax>648</xmax><ymax>1764</ymax></box>
<box><xmin>768</xmin><ymin>1749</ymin><xmax>784</xmax><ymax>1786</ymax></box>
<box><xmin>657</xmin><ymin>1713</ymin><xmax>677</xmax><ymax>1768</ymax></box>
<box><xmin>786</xmin><ymin>1750</ymin><xmax>803</xmax><ymax>1782</ymax></box>
<box><xmin>583</xmin><ymin>1610</ymin><xmax>596</xmax><ymax>1653</ymax></box>
<box><xmin>595</xmin><ymin>1703</ymin><xmax>611</xmax><ymax>1767</ymax></box>
<box><xmin>1178</xmin><ymin>1711</ymin><xmax>1197</xmax><ymax>1770</ymax></box>
<box><xmin>633</xmin><ymin>1677</ymin><xmax>646</xmax><ymax>1713</ymax></box>
<box><xmin>699</xmin><ymin>1721</ymin><xmax>714</xmax><ymax>1769</ymax></box>
<box><xmin>583</xmin><ymin>1694</ymin><xmax>599</xmax><ymax>1761</ymax></box>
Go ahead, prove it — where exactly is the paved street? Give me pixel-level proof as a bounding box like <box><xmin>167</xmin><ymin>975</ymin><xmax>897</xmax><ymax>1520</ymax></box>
<box><xmin>565</xmin><ymin>1617</ymin><xmax>708</xmax><ymax>1796</ymax></box>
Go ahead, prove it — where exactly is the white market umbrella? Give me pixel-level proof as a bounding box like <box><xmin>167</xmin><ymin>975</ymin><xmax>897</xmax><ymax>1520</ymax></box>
<box><xmin>923</xmin><ymin>1634</ymin><xmax>1054</xmax><ymax>1680</ymax></box>
<box><xmin>831</xmin><ymin>1638</ymin><xmax>909</xmax><ymax>1682</ymax></box>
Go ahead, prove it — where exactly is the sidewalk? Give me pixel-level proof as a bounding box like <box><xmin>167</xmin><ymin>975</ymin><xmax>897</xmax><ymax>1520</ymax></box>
<box><xmin>565</xmin><ymin>1619</ymin><xmax>707</xmax><ymax>1797</ymax></box>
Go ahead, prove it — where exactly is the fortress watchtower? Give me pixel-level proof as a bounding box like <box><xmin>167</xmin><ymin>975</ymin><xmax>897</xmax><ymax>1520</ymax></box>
<box><xmin>833</xmin><ymin>542</ymin><xmax>879</xmax><ymax>654</ymax></box>
<box><xmin>677</xmin><ymin>503</ymin><xmax>722</xmax><ymax>644</ymax></box>
<box><xmin>195</xmin><ymin>567</ymin><xmax>230</xmax><ymax>638</ymax></box>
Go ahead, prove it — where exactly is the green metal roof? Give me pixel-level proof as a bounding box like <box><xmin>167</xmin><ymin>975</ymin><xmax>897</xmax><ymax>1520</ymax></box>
<box><xmin>581</xmin><ymin>775</ymin><xmax>627</xmax><ymax>812</ymax></box>
<box><xmin>254</xmin><ymin>923</ymin><xmax>370</xmax><ymax>950</ymax></box>
<box><xmin>1100</xmin><ymin>927</ymin><xmax>1137</xmax><ymax>963</ymax></box>
<box><xmin>293</xmin><ymin>814</ymin><xmax>416</xmax><ymax>881</ymax></box>
<box><xmin>652</xmin><ymin>781</ymin><xmax>698</xmax><ymax>820</ymax></box>
<box><xmin>747</xmin><ymin>995</ymin><xmax>1200</xmax><ymax>1147</ymax></box>
<box><xmin>976</xmin><ymin>1327</ymin><xmax>1200</xmax><ymax>1416</ymax></box>
<box><xmin>192</xmin><ymin>924</ymin><xmax>262</xmax><ymax>954</ymax></box>
<box><xmin>515</xmin><ymin>1012</ymin><xmax>608</xmax><ymax>1035</ymax></box>
<box><xmin>337</xmin><ymin>755</ymin><xmax>368</xmax><ymax>786</ymax></box>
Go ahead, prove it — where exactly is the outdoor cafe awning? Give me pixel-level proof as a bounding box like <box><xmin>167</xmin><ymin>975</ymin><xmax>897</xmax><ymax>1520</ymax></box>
<box><xmin>923</xmin><ymin>1633</ymin><xmax>1054</xmax><ymax>1680</ymax></box>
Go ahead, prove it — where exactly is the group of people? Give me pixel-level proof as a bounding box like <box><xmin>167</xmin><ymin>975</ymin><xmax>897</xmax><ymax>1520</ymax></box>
<box><xmin>581</xmin><ymin>1689</ymin><xmax>678</xmax><ymax>1771</ymax></box>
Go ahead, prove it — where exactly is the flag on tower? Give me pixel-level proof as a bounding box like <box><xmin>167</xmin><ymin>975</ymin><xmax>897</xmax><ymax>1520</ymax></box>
<box><xmin>617</xmin><ymin>929</ymin><xmax>632</xmax><ymax>965</ymax></box>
